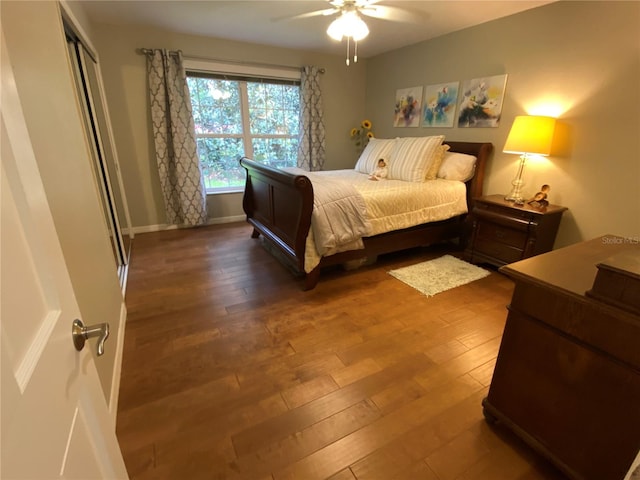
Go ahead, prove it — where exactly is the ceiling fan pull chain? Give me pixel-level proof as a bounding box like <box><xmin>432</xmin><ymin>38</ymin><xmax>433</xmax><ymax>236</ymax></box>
<box><xmin>346</xmin><ymin>36</ymin><xmax>350</xmax><ymax>66</ymax></box>
<box><xmin>354</xmin><ymin>39</ymin><xmax>358</xmax><ymax>63</ymax></box>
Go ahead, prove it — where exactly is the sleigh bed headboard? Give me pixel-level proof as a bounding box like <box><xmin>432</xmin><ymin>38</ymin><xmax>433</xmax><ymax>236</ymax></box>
<box><xmin>443</xmin><ymin>141</ymin><xmax>494</xmax><ymax>208</ymax></box>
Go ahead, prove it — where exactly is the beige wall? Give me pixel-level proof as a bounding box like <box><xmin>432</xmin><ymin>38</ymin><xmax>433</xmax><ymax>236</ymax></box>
<box><xmin>1</xmin><ymin>1</ymin><xmax>125</xmax><ymax>407</ymax></box>
<box><xmin>87</xmin><ymin>21</ymin><xmax>368</xmax><ymax>228</ymax></box>
<box><xmin>366</xmin><ymin>1</ymin><xmax>640</xmax><ymax>247</ymax></box>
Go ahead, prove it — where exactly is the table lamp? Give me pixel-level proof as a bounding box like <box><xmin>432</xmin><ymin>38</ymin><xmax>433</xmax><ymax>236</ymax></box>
<box><xmin>503</xmin><ymin>115</ymin><xmax>556</xmax><ymax>204</ymax></box>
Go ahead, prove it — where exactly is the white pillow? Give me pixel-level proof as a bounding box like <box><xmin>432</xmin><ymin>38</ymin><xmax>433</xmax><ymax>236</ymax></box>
<box><xmin>387</xmin><ymin>135</ymin><xmax>445</xmax><ymax>182</ymax></box>
<box><xmin>437</xmin><ymin>152</ymin><xmax>478</xmax><ymax>182</ymax></box>
<box><xmin>354</xmin><ymin>138</ymin><xmax>395</xmax><ymax>174</ymax></box>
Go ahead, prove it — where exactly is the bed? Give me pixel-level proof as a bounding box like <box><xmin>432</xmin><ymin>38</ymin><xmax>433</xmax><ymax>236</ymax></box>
<box><xmin>240</xmin><ymin>139</ymin><xmax>493</xmax><ymax>290</ymax></box>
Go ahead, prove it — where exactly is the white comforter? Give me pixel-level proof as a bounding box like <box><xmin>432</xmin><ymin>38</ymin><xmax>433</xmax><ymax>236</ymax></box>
<box><xmin>288</xmin><ymin>169</ymin><xmax>469</xmax><ymax>273</ymax></box>
<box><xmin>285</xmin><ymin>168</ymin><xmax>372</xmax><ymax>256</ymax></box>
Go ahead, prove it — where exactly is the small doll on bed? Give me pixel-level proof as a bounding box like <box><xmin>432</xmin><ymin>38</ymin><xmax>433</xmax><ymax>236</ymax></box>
<box><xmin>369</xmin><ymin>158</ymin><xmax>388</xmax><ymax>181</ymax></box>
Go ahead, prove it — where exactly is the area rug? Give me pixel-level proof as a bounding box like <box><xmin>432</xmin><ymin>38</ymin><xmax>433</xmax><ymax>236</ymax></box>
<box><xmin>388</xmin><ymin>254</ymin><xmax>490</xmax><ymax>297</ymax></box>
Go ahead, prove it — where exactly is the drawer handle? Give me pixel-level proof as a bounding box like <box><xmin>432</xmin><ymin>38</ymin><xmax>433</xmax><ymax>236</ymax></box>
<box><xmin>495</xmin><ymin>229</ymin><xmax>506</xmax><ymax>239</ymax></box>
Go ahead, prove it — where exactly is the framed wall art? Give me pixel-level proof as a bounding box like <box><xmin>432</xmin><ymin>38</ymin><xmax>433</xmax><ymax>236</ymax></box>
<box><xmin>457</xmin><ymin>74</ymin><xmax>508</xmax><ymax>128</ymax></box>
<box><xmin>394</xmin><ymin>86</ymin><xmax>423</xmax><ymax>128</ymax></box>
<box><xmin>422</xmin><ymin>81</ymin><xmax>459</xmax><ymax>128</ymax></box>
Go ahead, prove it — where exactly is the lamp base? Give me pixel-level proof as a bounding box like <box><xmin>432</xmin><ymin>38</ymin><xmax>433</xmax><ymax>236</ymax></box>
<box><xmin>505</xmin><ymin>154</ymin><xmax>527</xmax><ymax>205</ymax></box>
<box><xmin>505</xmin><ymin>190</ymin><xmax>525</xmax><ymax>205</ymax></box>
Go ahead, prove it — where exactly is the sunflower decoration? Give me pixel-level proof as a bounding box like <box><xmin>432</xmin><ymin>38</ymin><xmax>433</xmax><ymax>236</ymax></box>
<box><xmin>350</xmin><ymin>119</ymin><xmax>374</xmax><ymax>154</ymax></box>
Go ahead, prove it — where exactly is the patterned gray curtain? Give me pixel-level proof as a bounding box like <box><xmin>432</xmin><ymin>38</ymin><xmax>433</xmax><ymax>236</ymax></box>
<box><xmin>146</xmin><ymin>49</ymin><xmax>208</xmax><ymax>226</ymax></box>
<box><xmin>297</xmin><ymin>66</ymin><xmax>326</xmax><ymax>171</ymax></box>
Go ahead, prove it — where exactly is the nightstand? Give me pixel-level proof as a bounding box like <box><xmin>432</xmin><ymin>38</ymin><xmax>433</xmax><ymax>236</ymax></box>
<box><xmin>464</xmin><ymin>194</ymin><xmax>567</xmax><ymax>267</ymax></box>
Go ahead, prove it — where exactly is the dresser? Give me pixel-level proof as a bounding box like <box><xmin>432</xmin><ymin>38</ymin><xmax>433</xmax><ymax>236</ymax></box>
<box><xmin>483</xmin><ymin>236</ymin><xmax>640</xmax><ymax>480</ymax></box>
<box><xmin>465</xmin><ymin>194</ymin><xmax>567</xmax><ymax>267</ymax></box>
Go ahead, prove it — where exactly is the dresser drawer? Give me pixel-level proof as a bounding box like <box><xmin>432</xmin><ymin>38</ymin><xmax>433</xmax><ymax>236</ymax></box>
<box><xmin>476</xmin><ymin>221</ymin><xmax>528</xmax><ymax>249</ymax></box>
<box><xmin>474</xmin><ymin>237</ymin><xmax>525</xmax><ymax>264</ymax></box>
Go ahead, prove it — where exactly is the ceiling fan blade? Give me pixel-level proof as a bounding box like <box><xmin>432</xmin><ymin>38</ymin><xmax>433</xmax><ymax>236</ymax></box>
<box><xmin>272</xmin><ymin>7</ymin><xmax>338</xmax><ymax>22</ymax></box>
<box><xmin>331</xmin><ymin>0</ymin><xmax>381</xmax><ymax>10</ymax></box>
<box><xmin>360</xmin><ymin>5</ymin><xmax>427</xmax><ymax>24</ymax></box>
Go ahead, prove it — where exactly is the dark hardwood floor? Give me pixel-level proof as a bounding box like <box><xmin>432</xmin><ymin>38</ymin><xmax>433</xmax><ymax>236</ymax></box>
<box><xmin>117</xmin><ymin>222</ymin><xmax>566</xmax><ymax>480</ymax></box>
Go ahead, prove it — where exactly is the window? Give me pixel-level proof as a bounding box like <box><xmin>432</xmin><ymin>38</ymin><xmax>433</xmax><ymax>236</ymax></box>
<box><xmin>186</xmin><ymin>69</ymin><xmax>300</xmax><ymax>193</ymax></box>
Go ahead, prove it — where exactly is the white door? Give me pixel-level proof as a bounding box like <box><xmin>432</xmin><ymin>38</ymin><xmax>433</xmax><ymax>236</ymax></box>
<box><xmin>0</xmin><ymin>34</ymin><xmax>128</xmax><ymax>479</ymax></box>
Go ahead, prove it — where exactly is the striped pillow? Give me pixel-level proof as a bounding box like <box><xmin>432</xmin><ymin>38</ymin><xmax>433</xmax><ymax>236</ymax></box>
<box><xmin>388</xmin><ymin>135</ymin><xmax>445</xmax><ymax>182</ymax></box>
<box><xmin>354</xmin><ymin>138</ymin><xmax>396</xmax><ymax>174</ymax></box>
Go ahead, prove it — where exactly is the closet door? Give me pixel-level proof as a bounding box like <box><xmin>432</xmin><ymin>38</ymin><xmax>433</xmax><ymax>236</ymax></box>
<box><xmin>66</xmin><ymin>33</ymin><xmax>132</xmax><ymax>284</ymax></box>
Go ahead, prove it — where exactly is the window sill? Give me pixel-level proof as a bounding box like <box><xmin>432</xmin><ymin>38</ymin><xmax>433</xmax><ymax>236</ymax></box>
<box><xmin>206</xmin><ymin>188</ymin><xmax>244</xmax><ymax>196</ymax></box>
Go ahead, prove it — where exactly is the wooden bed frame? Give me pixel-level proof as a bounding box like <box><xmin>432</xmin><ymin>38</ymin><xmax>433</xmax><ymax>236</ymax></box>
<box><xmin>240</xmin><ymin>141</ymin><xmax>493</xmax><ymax>290</ymax></box>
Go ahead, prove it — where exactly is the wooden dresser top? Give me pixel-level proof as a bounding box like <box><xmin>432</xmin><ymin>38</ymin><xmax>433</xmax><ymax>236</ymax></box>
<box><xmin>477</xmin><ymin>194</ymin><xmax>568</xmax><ymax>215</ymax></box>
<box><xmin>500</xmin><ymin>235</ymin><xmax>640</xmax><ymax>298</ymax></box>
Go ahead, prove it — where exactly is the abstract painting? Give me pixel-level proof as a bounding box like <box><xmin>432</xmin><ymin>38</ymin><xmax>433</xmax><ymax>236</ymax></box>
<box><xmin>457</xmin><ymin>74</ymin><xmax>508</xmax><ymax>128</ymax></box>
<box><xmin>394</xmin><ymin>86</ymin><xmax>423</xmax><ymax>128</ymax></box>
<box><xmin>422</xmin><ymin>82</ymin><xmax>459</xmax><ymax>128</ymax></box>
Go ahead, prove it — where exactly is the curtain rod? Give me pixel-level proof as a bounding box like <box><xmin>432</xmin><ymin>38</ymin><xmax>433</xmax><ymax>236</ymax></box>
<box><xmin>137</xmin><ymin>48</ymin><xmax>325</xmax><ymax>74</ymax></box>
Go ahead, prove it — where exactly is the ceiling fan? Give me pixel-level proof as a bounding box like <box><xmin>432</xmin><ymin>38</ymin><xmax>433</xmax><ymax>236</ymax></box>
<box><xmin>277</xmin><ymin>0</ymin><xmax>420</xmax><ymax>66</ymax></box>
<box><xmin>284</xmin><ymin>0</ymin><xmax>418</xmax><ymax>23</ymax></box>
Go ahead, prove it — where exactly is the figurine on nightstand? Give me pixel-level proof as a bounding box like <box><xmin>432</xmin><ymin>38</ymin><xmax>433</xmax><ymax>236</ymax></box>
<box><xmin>528</xmin><ymin>184</ymin><xmax>550</xmax><ymax>208</ymax></box>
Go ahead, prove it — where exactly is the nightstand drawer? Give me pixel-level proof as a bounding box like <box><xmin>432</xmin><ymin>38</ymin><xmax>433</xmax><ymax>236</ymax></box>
<box><xmin>476</xmin><ymin>221</ymin><xmax>528</xmax><ymax>249</ymax></box>
<box><xmin>474</xmin><ymin>237</ymin><xmax>525</xmax><ymax>264</ymax></box>
<box><xmin>473</xmin><ymin>206</ymin><xmax>533</xmax><ymax>230</ymax></box>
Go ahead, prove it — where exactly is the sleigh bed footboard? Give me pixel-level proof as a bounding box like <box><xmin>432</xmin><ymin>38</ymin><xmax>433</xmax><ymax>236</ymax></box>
<box><xmin>240</xmin><ymin>158</ymin><xmax>313</xmax><ymax>275</ymax></box>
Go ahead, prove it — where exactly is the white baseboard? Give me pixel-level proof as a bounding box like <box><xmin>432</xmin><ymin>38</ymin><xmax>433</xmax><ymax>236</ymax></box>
<box><xmin>127</xmin><ymin>223</ymin><xmax>177</xmax><ymax>235</ymax></box>
<box><xmin>129</xmin><ymin>215</ymin><xmax>246</xmax><ymax>235</ymax></box>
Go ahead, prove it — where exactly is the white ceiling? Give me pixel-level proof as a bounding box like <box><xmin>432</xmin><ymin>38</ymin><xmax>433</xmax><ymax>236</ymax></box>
<box><xmin>80</xmin><ymin>1</ymin><xmax>553</xmax><ymax>59</ymax></box>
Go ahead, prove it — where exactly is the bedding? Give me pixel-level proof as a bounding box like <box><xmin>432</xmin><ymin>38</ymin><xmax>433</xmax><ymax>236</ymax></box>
<box><xmin>387</xmin><ymin>135</ymin><xmax>445</xmax><ymax>182</ymax></box>
<box><xmin>290</xmin><ymin>169</ymin><xmax>468</xmax><ymax>273</ymax></box>
<box><xmin>354</xmin><ymin>135</ymin><xmax>446</xmax><ymax>181</ymax></box>
<box><xmin>437</xmin><ymin>151</ymin><xmax>478</xmax><ymax>182</ymax></box>
<box><xmin>354</xmin><ymin>138</ymin><xmax>395</xmax><ymax>174</ymax></box>
<box><xmin>427</xmin><ymin>144</ymin><xmax>450</xmax><ymax>180</ymax></box>
<box><xmin>285</xmin><ymin>168</ymin><xmax>372</xmax><ymax>257</ymax></box>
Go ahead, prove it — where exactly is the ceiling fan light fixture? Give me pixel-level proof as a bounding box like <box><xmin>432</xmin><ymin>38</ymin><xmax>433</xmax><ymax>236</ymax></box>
<box><xmin>326</xmin><ymin>11</ymin><xmax>369</xmax><ymax>41</ymax></box>
<box><xmin>326</xmin><ymin>16</ymin><xmax>345</xmax><ymax>40</ymax></box>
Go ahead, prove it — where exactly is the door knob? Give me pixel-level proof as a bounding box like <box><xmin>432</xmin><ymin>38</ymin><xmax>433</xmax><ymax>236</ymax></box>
<box><xmin>72</xmin><ymin>319</ymin><xmax>109</xmax><ymax>356</ymax></box>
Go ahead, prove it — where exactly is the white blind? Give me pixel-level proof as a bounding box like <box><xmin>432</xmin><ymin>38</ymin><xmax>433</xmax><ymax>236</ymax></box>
<box><xmin>183</xmin><ymin>59</ymin><xmax>301</xmax><ymax>81</ymax></box>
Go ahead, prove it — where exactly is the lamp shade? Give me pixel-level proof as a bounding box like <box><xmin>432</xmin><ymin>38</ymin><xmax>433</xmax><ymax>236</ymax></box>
<box><xmin>503</xmin><ymin>115</ymin><xmax>556</xmax><ymax>156</ymax></box>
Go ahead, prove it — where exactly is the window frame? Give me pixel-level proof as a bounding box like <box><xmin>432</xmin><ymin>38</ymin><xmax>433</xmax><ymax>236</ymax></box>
<box><xmin>184</xmin><ymin>59</ymin><xmax>301</xmax><ymax>195</ymax></box>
